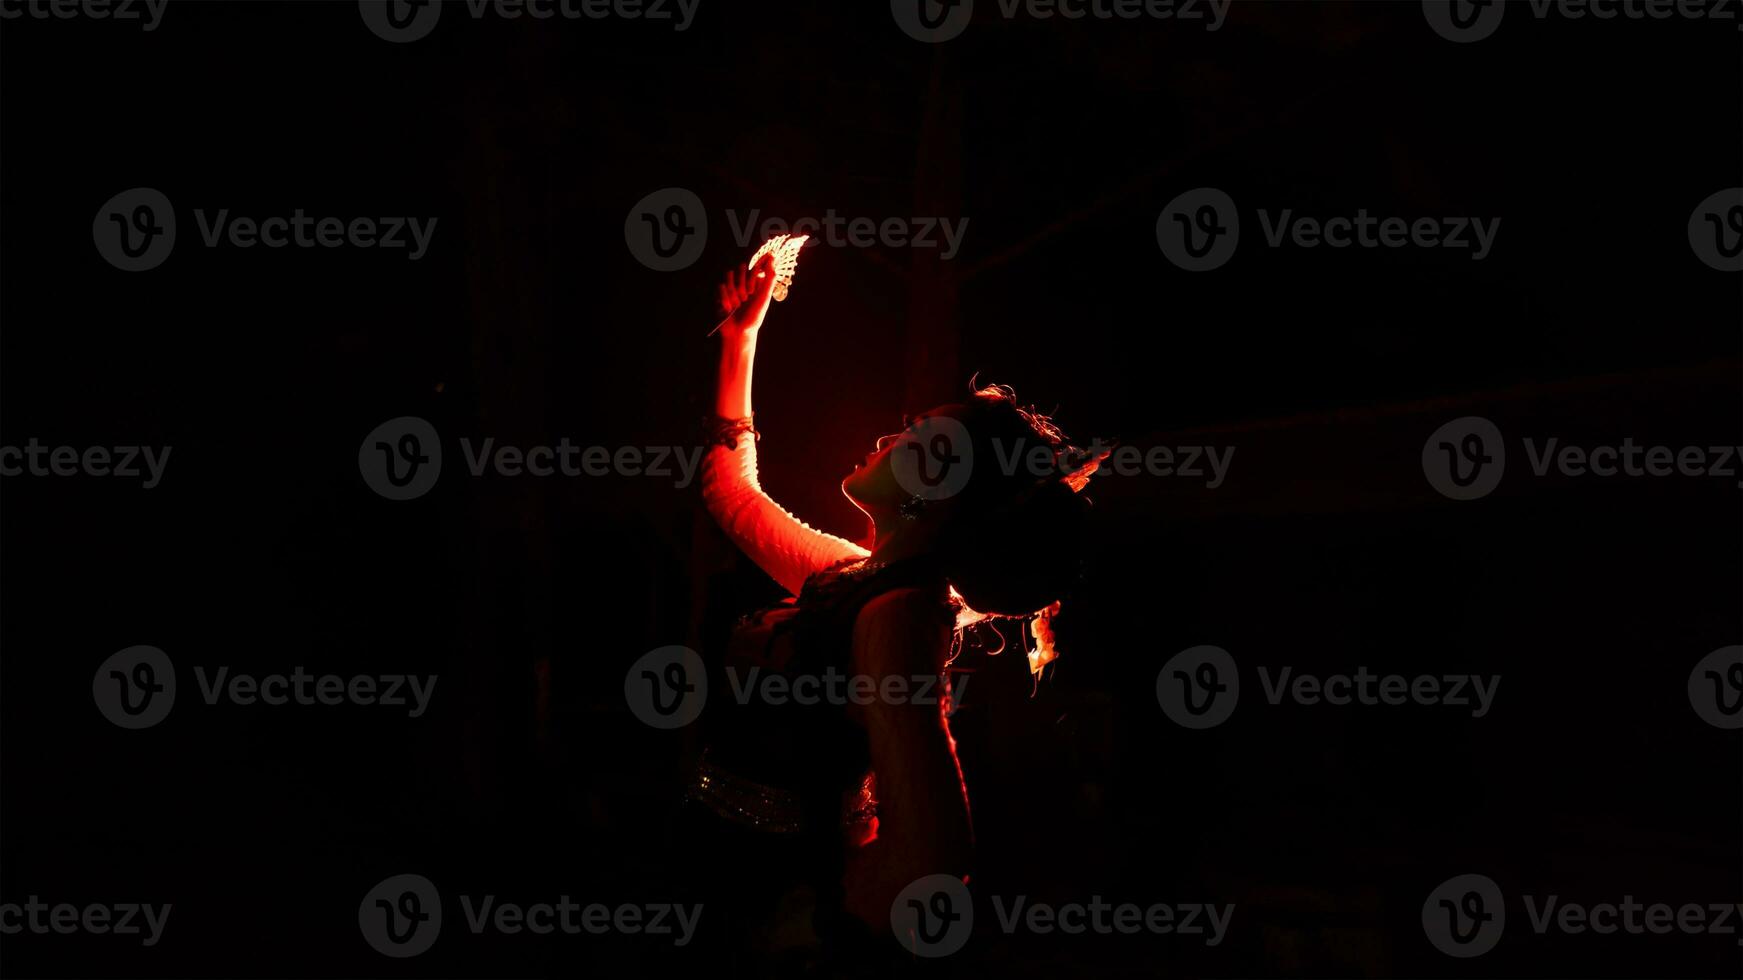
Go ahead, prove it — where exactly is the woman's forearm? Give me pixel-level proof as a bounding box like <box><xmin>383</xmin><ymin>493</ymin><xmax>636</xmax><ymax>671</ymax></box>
<box><xmin>715</xmin><ymin>329</ymin><xmax>758</xmax><ymax>420</ymax></box>
<box><xmin>701</xmin><ymin>321</ymin><xmax>868</xmax><ymax>595</ymax></box>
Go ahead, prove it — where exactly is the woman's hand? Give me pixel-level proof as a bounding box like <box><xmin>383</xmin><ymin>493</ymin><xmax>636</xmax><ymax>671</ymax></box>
<box><xmin>716</xmin><ymin>253</ymin><xmax>779</xmax><ymax>339</ymax></box>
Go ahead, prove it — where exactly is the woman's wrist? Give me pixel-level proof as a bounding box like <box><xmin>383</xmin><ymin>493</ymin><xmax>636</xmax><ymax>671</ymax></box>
<box><xmin>705</xmin><ymin>414</ymin><xmax>759</xmax><ymax>450</ymax></box>
<box><xmin>720</xmin><ymin>323</ymin><xmax>759</xmax><ymax>347</ymax></box>
<box><xmin>715</xmin><ymin>328</ymin><xmax>758</xmax><ymax>419</ymax></box>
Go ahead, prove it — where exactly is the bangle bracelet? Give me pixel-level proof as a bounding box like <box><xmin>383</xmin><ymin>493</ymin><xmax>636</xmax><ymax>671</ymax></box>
<box><xmin>706</xmin><ymin>414</ymin><xmax>759</xmax><ymax>450</ymax></box>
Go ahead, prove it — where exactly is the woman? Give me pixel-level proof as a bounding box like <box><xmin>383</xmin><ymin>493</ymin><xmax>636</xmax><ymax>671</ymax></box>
<box><xmin>679</xmin><ymin>247</ymin><xmax>1100</xmax><ymax>969</ymax></box>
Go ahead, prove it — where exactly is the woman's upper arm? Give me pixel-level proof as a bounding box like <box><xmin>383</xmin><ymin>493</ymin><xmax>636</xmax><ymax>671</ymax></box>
<box><xmin>699</xmin><ymin>441</ymin><xmax>868</xmax><ymax>596</ymax></box>
<box><xmin>851</xmin><ymin>587</ymin><xmax>956</xmax><ymax>678</ymax></box>
<box><xmin>851</xmin><ymin>588</ymin><xmax>972</xmax><ymax>866</ymax></box>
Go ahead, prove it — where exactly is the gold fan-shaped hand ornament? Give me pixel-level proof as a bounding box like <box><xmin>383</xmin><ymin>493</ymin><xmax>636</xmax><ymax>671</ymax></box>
<box><xmin>709</xmin><ymin>233</ymin><xmax>809</xmax><ymax>336</ymax></box>
<box><xmin>749</xmin><ymin>232</ymin><xmax>807</xmax><ymax>302</ymax></box>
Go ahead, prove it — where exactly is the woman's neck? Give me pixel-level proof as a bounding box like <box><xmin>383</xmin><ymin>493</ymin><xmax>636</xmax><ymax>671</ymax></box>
<box><xmin>868</xmin><ymin>519</ymin><xmax>938</xmax><ymax>566</ymax></box>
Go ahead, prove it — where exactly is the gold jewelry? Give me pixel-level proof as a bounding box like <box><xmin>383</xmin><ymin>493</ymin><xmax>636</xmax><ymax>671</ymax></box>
<box><xmin>706</xmin><ymin>414</ymin><xmax>759</xmax><ymax>450</ymax></box>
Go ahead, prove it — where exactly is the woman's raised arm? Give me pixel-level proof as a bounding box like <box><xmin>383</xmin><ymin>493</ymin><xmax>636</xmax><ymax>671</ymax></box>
<box><xmin>700</xmin><ymin>255</ymin><xmax>867</xmax><ymax>596</ymax></box>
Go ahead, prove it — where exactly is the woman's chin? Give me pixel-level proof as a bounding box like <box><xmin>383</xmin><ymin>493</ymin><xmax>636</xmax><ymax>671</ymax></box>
<box><xmin>840</xmin><ymin>475</ymin><xmax>873</xmax><ymax>509</ymax></box>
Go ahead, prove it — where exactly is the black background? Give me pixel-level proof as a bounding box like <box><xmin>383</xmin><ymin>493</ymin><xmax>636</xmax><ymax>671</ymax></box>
<box><xmin>1</xmin><ymin>0</ymin><xmax>1739</xmax><ymax>976</ymax></box>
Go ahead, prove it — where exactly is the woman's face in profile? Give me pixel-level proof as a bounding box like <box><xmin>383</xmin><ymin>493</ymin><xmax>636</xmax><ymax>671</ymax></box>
<box><xmin>841</xmin><ymin>421</ymin><xmax>908</xmax><ymax>514</ymax></box>
<box><xmin>841</xmin><ymin>405</ymin><xmax>967</xmax><ymax>518</ymax></box>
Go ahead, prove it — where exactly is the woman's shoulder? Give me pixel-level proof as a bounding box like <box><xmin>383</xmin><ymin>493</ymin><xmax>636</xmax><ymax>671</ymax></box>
<box><xmin>850</xmin><ymin>586</ymin><xmax>955</xmax><ymax>676</ymax></box>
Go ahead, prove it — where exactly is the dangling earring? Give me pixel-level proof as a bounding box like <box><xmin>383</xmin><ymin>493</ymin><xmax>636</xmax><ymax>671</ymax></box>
<box><xmin>899</xmin><ymin>495</ymin><xmax>927</xmax><ymax>520</ymax></box>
